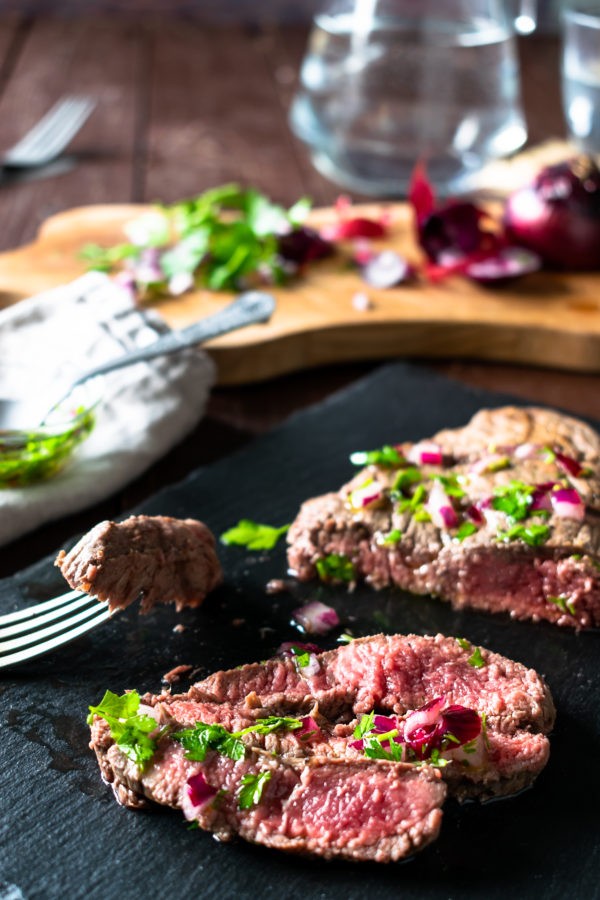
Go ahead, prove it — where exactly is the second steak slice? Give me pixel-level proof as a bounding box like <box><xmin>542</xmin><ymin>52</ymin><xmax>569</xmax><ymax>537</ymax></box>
<box><xmin>287</xmin><ymin>406</ymin><xmax>600</xmax><ymax>628</ymax></box>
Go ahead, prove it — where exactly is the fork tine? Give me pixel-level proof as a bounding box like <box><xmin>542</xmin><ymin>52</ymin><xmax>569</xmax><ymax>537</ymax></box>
<box><xmin>0</xmin><ymin>592</ymin><xmax>101</xmax><ymax>637</ymax></box>
<box><xmin>0</xmin><ymin>589</ymin><xmax>83</xmax><ymax>626</ymax></box>
<box><xmin>0</xmin><ymin>599</ymin><xmax>111</xmax><ymax>653</ymax></box>
<box><xmin>2</xmin><ymin>96</ymin><xmax>95</xmax><ymax>166</ymax></box>
<box><xmin>0</xmin><ymin>606</ymin><xmax>112</xmax><ymax>668</ymax></box>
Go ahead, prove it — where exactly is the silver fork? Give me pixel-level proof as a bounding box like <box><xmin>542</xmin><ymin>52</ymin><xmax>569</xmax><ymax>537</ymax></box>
<box><xmin>2</xmin><ymin>96</ymin><xmax>95</xmax><ymax>170</ymax></box>
<box><xmin>0</xmin><ymin>590</ymin><xmax>112</xmax><ymax>668</ymax></box>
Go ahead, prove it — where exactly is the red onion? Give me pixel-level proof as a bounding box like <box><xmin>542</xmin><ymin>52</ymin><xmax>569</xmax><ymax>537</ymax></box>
<box><xmin>503</xmin><ymin>156</ymin><xmax>600</xmax><ymax>270</ymax></box>
<box><xmin>349</xmin><ymin>481</ymin><xmax>384</xmax><ymax>509</ymax></box>
<box><xmin>553</xmin><ymin>449</ymin><xmax>585</xmax><ymax>477</ymax></box>
<box><xmin>181</xmin><ymin>772</ymin><xmax>218</xmax><ymax>820</ymax></box>
<box><xmin>361</xmin><ymin>250</ymin><xmax>414</xmax><ymax>288</ymax></box>
<box><xmin>292</xmin><ymin>600</ymin><xmax>340</xmax><ymax>636</ymax></box>
<box><xmin>296</xmin><ymin>716</ymin><xmax>322</xmax><ymax>743</ymax></box>
<box><xmin>464</xmin><ymin>246</ymin><xmax>541</xmax><ymax>284</ymax></box>
<box><xmin>550</xmin><ymin>487</ymin><xmax>585</xmax><ymax>521</ymax></box>
<box><xmin>469</xmin><ymin>452</ymin><xmax>510</xmax><ymax>475</ymax></box>
<box><xmin>530</xmin><ymin>486</ymin><xmax>553</xmax><ymax>512</ymax></box>
<box><xmin>407</xmin><ymin>442</ymin><xmax>444</xmax><ymax>466</ymax></box>
<box><xmin>426</xmin><ymin>480</ymin><xmax>458</xmax><ymax>529</ymax></box>
<box><xmin>465</xmin><ymin>503</ymin><xmax>485</xmax><ymax>525</ymax></box>
<box><xmin>322</xmin><ymin>197</ymin><xmax>389</xmax><ymax>241</ymax></box>
<box><xmin>277</xmin><ymin>640</ymin><xmax>321</xmax><ymax>656</ymax></box>
<box><xmin>513</xmin><ymin>442</ymin><xmax>542</xmax><ymax>460</ymax></box>
<box><xmin>277</xmin><ymin>226</ymin><xmax>333</xmax><ymax>266</ymax></box>
<box><xmin>404</xmin><ymin>697</ymin><xmax>481</xmax><ymax>760</ymax></box>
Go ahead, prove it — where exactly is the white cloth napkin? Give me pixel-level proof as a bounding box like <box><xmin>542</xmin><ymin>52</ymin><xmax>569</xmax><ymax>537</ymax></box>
<box><xmin>0</xmin><ymin>272</ymin><xmax>215</xmax><ymax>547</ymax></box>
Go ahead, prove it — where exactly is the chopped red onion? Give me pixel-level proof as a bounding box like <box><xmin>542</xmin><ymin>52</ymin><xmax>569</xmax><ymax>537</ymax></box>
<box><xmin>404</xmin><ymin>697</ymin><xmax>481</xmax><ymax>760</ymax></box>
<box><xmin>292</xmin><ymin>600</ymin><xmax>340</xmax><ymax>636</ymax></box>
<box><xmin>551</xmin><ymin>487</ymin><xmax>585</xmax><ymax>520</ymax></box>
<box><xmin>530</xmin><ymin>487</ymin><xmax>552</xmax><ymax>512</ymax></box>
<box><xmin>513</xmin><ymin>442</ymin><xmax>542</xmax><ymax>460</ymax></box>
<box><xmin>554</xmin><ymin>449</ymin><xmax>585</xmax><ymax>477</ymax></box>
<box><xmin>361</xmin><ymin>250</ymin><xmax>413</xmax><ymax>288</ymax></box>
<box><xmin>407</xmin><ymin>442</ymin><xmax>444</xmax><ymax>466</ymax></box>
<box><xmin>464</xmin><ymin>247</ymin><xmax>541</xmax><ymax>284</ymax></box>
<box><xmin>426</xmin><ymin>480</ymin><xmax>458</xmax><ymax>530</ymax></box>
<box><xmin>323</xmin><ymin>216</ymin><xmax>387</xmax><ymax>241</ymax></box>
<box><xmin>441</xmin><ymin>705</ymin><xmax>482</xmax><ymax>745</ymax></box>
<box><xmin>349</xmin><ymin>480</ymin><xmax>384</xmax><ymax>509</ymax></box>
<box><xmin>168</xmin><ymin>271</ymin><xmax>194</xmax><ymax>296</ymax></box>
<box><xmin>277</xmin><ymin>640</ymin><xmax>321</xmax><ymax>656</ymax></box>
<box><xmin>297</xmin><ymin>716</ymin><xmax>322</xmax><ymax>743</ymax></box>
<box><xmin>351</xmin><ymin>291</ymin><xmax>373</xmax><ymax>312</ymax></box>
<box><xmin>182</xmin><ymin>771</ymin><xmax>218</xmax><ymax>821</ymax></box>
<box><xmin>297</xmin><ymin>652</ymin><xmax>321</xmax><ymax>677</ymax></box>
<box><xmin>465</xmin><ymin>503</ymin><xmax>485</xmax><ymax>525</ymax></box>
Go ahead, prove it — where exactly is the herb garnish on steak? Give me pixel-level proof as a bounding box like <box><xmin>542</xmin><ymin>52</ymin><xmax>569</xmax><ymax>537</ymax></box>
<box><xmin>287</xmin><ymin>406</ymin><xmax>600</xmax><ymax>628</ymax></box>
<box><xmin>89</xmin><ymin>633</ymin><xmax>553</xmax><ymax>862</ymax></box>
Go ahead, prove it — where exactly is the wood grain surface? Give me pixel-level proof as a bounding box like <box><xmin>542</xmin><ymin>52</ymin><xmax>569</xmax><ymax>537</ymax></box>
<box><xmin>1</xmin><ymin>200</ymin><xmax>599</xmax><ymax>382</ymax></box>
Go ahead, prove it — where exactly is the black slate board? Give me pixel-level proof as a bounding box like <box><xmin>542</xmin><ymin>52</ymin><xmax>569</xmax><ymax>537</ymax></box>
<box><xmin>1</xmin><ymin>362</ymin><xmax>599</xmax><ymax>900</ymax></box>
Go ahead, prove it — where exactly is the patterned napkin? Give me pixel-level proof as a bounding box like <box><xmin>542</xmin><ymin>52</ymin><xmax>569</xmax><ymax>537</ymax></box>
<box><xmin>0</xmin><ymin>272</ymin><xmax>215</xmax><ymax>547</ymax></box>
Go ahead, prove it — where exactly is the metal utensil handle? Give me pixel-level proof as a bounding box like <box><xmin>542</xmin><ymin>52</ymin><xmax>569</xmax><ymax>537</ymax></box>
<box><xmin>70</xmin><ymin>291</ymin><xmax>276</xmax><ymax>388</ymax></box>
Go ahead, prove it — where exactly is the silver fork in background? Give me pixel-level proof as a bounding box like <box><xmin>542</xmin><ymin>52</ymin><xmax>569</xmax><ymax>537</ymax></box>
<box><xmin>1</xmin><ymin>96</ymin><xmax>96</xmax><ymax>170</ymax></box>
<box><xmin>0</xmin><ymin>590</ymin><xmax>112</xmax><ymax>669</ymax></box>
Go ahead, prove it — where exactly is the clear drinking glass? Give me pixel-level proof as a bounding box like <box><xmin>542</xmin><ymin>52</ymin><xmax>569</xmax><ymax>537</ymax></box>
<box><xmin>562</xmin><ymin>1</ymin><xmax>600</xmax><ymax>154</ymax></box>
<box><xmin>289</xmin><ymin>0</ymin><xmax>528</xmax><ymax>197</ymax></box>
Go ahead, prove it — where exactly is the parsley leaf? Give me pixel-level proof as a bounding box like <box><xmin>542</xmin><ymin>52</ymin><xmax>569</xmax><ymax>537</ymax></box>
<box><xmin>350</xmin><ymin>445</ymin><xmax>406</xmax><ymax>467</ymax></box>
<box><xmin>455</xmin><ymin>521</ymin><xmax>478</xmax><ymax>541</ymax></box>
<box><xmin>377</xmin><ymin>528</ymin><xmax>403</xmax><ymax>546</ymax></box>
<box><xmin>363</xmin><ymin>736</ymin><xmax>404</xmax><ymax>762</ymax></box>
<box><xmin>220</xmin><ymin>520</ymin><xmax>289</xmax><ymax>551</ymax></box>
<box><xmin>467</xmin><ymin>647</ymin><xmax>486</xmax><ymax>668</ymax></box>
<box><xmin>173</xmin><ymin>723</ymin><xmax>246</xmax><ymax>762</ymax></box>
<box><xmin>353</xmin><ymin>712</ymin><xmax>375</xmax><ymax>739</ymax></box>
<box><xmin>238</xmin><ymin>771</ymin><xmax>272</xmax><ymax>809</ymax></box>
<box><xmin>497</xmin><ymin>523</ymin><xmax>551</xmax><ymax>546</ymax></box>
<box><xmin>432</xmin><ymin>474</ymin><xmax>466</xmax><ymax>499</ymax></box>
<box><xmin>391</xmin><ymin>467</ymin><xmax>422</xmax><ymax>495</ymax></box>
<box><xmin>456</xmin><ymin>637</ymin><xmax>471</xmax><ymax>651</ymax></box>
<box><xmin>547</xmin><ymin>595</ymin><xmax>576</xmax><ymax>616</ymax></box>
<box><xmin>237</xmin><ymin>716</ymin><xmax>303</xmax><ymax>736</ymax></box>
<box><xmin>87</xmin><ymin>690</ymin><xmax>159</xmax><ymax>769</ymax></box>
<box><xmin>315</xmin><ymin>553</ymin><xmax>355</xmax><ymax>583</ymax></box>
<box><xmin>492</xmin><ymin>480</ymin><xmax>535</xmax><ymax>522</ymax></box>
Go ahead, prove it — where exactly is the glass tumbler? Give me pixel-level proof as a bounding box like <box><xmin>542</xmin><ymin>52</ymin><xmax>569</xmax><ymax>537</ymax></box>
<box><xmin>562</xmin><ymin>1</ymin><xmax>600</xmax><ymax>154</ymax></box>
<box><xmin>289</xmin><ymin>0</ymin><xmax>528</xmax><ymax>197</ymax></box>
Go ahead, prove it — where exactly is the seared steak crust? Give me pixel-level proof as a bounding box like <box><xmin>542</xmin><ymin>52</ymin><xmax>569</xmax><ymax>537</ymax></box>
<box><xmin>287</xmin><ymin>407</ymin><xmax>600</xmax><ymax>628</ymax></box>
<box><xmin>56</xmin><ymin>515</ymin><xmax>222</xmax><ymax>613</ymax></box>
<box><xmin>90</xmin><ymin>634</ymin><xmax>554</xmax><ymax>861</ymax></box>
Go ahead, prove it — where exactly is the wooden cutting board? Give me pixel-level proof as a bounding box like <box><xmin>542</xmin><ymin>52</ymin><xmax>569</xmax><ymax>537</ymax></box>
<box><xmin>1</xmin><ymin>201</ymin><xmax>599</xmax><ymax>384</ymax></box>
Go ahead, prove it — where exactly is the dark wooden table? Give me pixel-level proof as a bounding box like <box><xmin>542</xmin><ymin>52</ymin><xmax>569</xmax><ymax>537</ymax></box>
<box><xmin>0</xmin><ymin>14</ymin><xmax>595</xmax><ymax>577</ymax></box>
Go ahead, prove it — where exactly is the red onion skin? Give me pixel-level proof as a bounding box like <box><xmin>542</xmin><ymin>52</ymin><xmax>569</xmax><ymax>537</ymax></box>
<box><xmin>503</xmin><ymin>159</ymin><xmax>600</xmax><ymax>271</ymax></box>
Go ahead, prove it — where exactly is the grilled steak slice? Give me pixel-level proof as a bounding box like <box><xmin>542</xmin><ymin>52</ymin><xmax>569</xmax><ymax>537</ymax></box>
<box><xmin>287</xmin><ymin>406</ymin><xmax>600</xmax><ymax>629</ymax></box>
<box><xmin>56</xmin><ymin>515</ymin><xmax>222</xmax><ymax>613</ymax></box>
<box><xmin>89</xmin><ymin>634</ymin><xmax>553</xmax><ymax>861</ymax></box>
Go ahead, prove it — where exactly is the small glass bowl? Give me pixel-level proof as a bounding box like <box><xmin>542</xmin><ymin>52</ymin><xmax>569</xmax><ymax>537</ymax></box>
<box><xmin>0</xmin><ymin>371</ymin><xmax>101</xmax><ymax>488</ymax></box>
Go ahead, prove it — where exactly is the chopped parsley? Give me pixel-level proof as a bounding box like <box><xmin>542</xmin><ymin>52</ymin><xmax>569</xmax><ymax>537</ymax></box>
<box><xmin>547</xmin><ymin>595</ymin><xmax>576</xmax><ymax>616</ymax></box>
<box><xmin>391</xmin><ymin>467</ymin><xmax>422</xmax><ymax>495</ymax></box>
<box><xmin>315</xmin><ymin>553</ymin><xmax>355</xmax><ymax>583</ymax></box>
<box><xmin>238</xmin><ymin>770</ymin><xmax>272</xmax><ymax>809</ymax></box>
<box><xmin>455</xmin><ymin>521</ymin><xmax>478</xmax><ymax>542</ymax></box>
<box><xmin>174</xmin><ymin>723</ymin><xmax>246</xmax><ymax>762</ymax></box>
<box><xmin>220</xmin><ymin>519</ymin><xmax>289</xmax><ymax>551</ymax></box>
<box><xmin>173</xmin><ymin>716</ymin><xmax>304</xmax><ymax>762</ymax></box>
<box><xmin>432</xmin><ymin>474</ymin><xmax>466</xmax><ymax>499</ymax></box>
<box><xmin>377</xmin><ymin>528</ymin><xmax>403</xmax><ymax>546</ymax></box>
<box><xmin>456</xmin><ymin>638</ymin><xmax>486</xmax><ymax>668</ymax></box>
<box><xmin>87</xmin><ymin>690</ymin><xmax>160</xmax><ymax>769</ymax></box>
<box><xmin>467</xmin><ymin>647</ymin><xmax>486</xmax><ymax>668</ymax></box>
<box><xmin>353</xmin><ymin>712</ymin><xmax>375</xmax><ymax>739</ymax></box>
<box><xmin>82</xmin><ymin>184</ymin><xmax>314</xmax><ymax>294</ymax></box>
<box><xmin>497</xmin><ymin>523</ymin><xmax>551</xmax><ymax>547</ymax></box>
<box><xmin>350</xmin><ymin>445</ymin><xmax>406</xmax><ymax>467</ymax></box>
<box><xmin>363</xmin><ymin>735</ymin><xmax>404</xmax><ymax>762</ymax></box>
<box><xmin>492</xmin><ymin>480</ymin><xmax>534</xmax><ymax>522</ymax></box>
<box><xmin>289</xmin><ymin>645</ymin><xmax>312</xmax><ymax>668</ymax></box>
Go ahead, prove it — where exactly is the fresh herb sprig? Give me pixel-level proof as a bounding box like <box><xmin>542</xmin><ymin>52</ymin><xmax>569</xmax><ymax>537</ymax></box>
<box><xmin>173</xmin><ymin>716</ymin><xmax>304</xmax><ymax>763</ymax></box>
<box><xmin>220</xmin><ymin>520</ymin><xmax>290</xmax><ymax>551</ymax></box>
<box><xmin>238</xmin><ymin>771</ymin><xmax>272</xmax><ymax>809</ymax></box>
<box><xmin>87</xmin><ymin>690</ymin><xmax>161</xmax><ymax>769</ymax></box>
<box><xmin>82</xmin><ymin>184</ymin><xmax>315</xmax><ymax>294</ymax></box>
<box><xmin>315</xmin><ymin>553</ymin><xmax>356</xmax><ymax>583</ymax></box>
